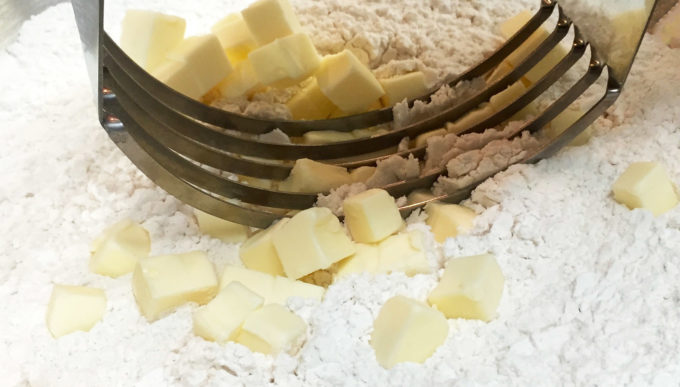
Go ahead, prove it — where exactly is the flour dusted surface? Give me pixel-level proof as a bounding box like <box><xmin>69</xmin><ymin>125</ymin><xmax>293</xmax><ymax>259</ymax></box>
<box><xmin>2</xmin><ymin>1</ymin><xmax>680</xmax><ymax>386</ymax></box>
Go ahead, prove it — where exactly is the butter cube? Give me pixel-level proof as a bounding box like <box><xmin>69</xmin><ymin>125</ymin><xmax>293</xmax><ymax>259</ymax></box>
<box><xmin>152</xmin><ymin>59</ymin><xmax>204</xmax><ymax>99</ymax></box>
<box><xmin>211</xmin><ymin>13</ymin><xmax>257</xmax><ymax>64</ymax></box>
<box><xmin>193</xmin><ymin>281</ymin><xmax>263</xmax><ymax>343</ymax></box>
<box><xmin>279</xmin><ymin>158</ymin><xmax>352</xmax><ymax>193</ymax></box>
<box><xmin>343</xmin><ymin>188</ymin><xmax>403</xmax><ymax>243</ymax></box>
<box><xmin>414</xmin><ymin>128</ymin><xmax>447</xmax><ymax>148</ymax></box>
<box><xmin>543</xmin><ymin>106</ymin><xmax>592</xmax><ymax>146</ymax></box>
<box><xmin>217</xmin><ymin>59</ymin><xmax>262</xmax><ymax>99</ymax></box>
<box><xmin>166</xmin><ymin>35</ymin><xmax>233</xmax><ymax>92</ymax></box>
<box><xmin>504</xmin><ymin>20</ymin><xmax>550</xmax><ymax>71</ymax></box>
<box><xmin>377</xmin><ymin>231</ymin><xmax>431</xmax><ymax>276</ymax></box>
<box><xmin>46</xmin><ymin>285</ymin><xmax>107</xmax><ymax>338</ymax></box>
<box><xmin>486</xmin><ymin>60</ymin><xmax>514</xmax><ymax>85</ymax></box>
<box><xmin>379</xmin><ymin>72</ymin><xmax>429</xmax><ymax>107</ymax></box>
<box><xmin>350</xmin><ymin>166</ymin><xmax>377</xmax><ymax>183</ymax></box>
<box><xmin>426</xmin><ymin>203</ymin><xmax>476</xmax><ymax>243</ymax></box>
<box><xmin>288</xmin><ymin>79</ymin><xmax>338</xmax><ymax>121</ymax></box>
<box><xmin>407</xmin><ymin>189</ymin><xmax>436</xmax><ymax>205</ymax></box>
<box><xmin>447</xmin><ymin>105</ymin><xmax>494</xmax><ymax>133</ymax></box>
<box><xmin>302</xmin><ymin>130</ymin><xmax>355</xmax><ymax>144</ymax></box>
<box><xmin>612</xmin><ymin>162</ymin><xmax>679</xmax><ymax>216</ymax></box>
<box><xmin>220</xmin><ymin>265</ymin><xmax>324</xmax><ymax>304</ymax></box>
<box><xmin>498</xmin><ymin>10</ymin><xmax>532</xmax><ymax>39</ymax></box>
<box><xmin>195</xmin><ymin>209</ymin><xmax>249</xmax><ymax>244</ymax></box>
<box><xmin>90</xmin><ymin>219</ymin><xmax>150</xmax><ymax>278</ymax></box>
<box><xmin>132</xmin><ymin>251</ymin><xmax>218</xmax><ymax>321</ymax></box>
<box><xmin>371</xmin><ymin>296</ymin><xmax>449</xmax><ymax>369</ymax></box>
<box><xmin>654</xmin><ymin>3</ymin><xmax>680</xmax><ymax>48</ymax></box>
<box><xmin>334</xmin><ymin>243</ymin><xmax>381</xmax><ymax>278</ymax></box>
<box><xmin>120</xmin><ymin>10</ymin><xmax>186</xmax><ymax>71</ymax></box>
<box><xmin>240</xmin><ymin>218</ymin><xmax>288</xmax><ymax>276</ymax></box>
<box><xmin>249</xmin><ymin>33</ymin><xmax>320</xmax><ymax>87</ymax></box>
<box><xmin>315</xmin><ymin>50</ymin><xmax>385</xmax><ymax>114</ymax></box>
<box><xmin>522</xmin><ymin>43</ymin><xmax>568</xmax><ymax>86</ymax></box>
<box><xmin>428</xmin><ymin>254</ymin><xmax>505</xmax><ymax>321</ymax></box>
<box><xmin>272</xmin><ymin>207</ymin><xmax>356</xmax><ymax>279</ymax></box>
<box><xmin>488</xmin><ymin>81</ymin><xmax>527</xmax><ymax>112</ymax></box>
<box><xmin>242</xmin><ymin>0</ymin><xmax>302</xmax><ymax>46</ymax></box>
<box><xmin>235</xmin><ymin>304</ymin><xmax>307</xmax><ymax>355</ymax></box>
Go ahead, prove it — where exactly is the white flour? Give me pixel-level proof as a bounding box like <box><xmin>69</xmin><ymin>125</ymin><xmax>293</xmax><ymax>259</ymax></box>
<box><xmin>2</xmin><ymin>1</ymin><xmax>680</xmax><ymax>386</ymax></box>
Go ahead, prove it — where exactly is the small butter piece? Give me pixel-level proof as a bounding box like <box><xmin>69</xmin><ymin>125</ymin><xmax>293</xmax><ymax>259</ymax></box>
<box><xmin>379</xmin><ymin>72</ymin><xmax>429</xmax><ymax>107</ymax></box>
<box><xmin>654</xmin><ymin>3</ymin><xmax>680</xmax><ymax>48</ymax></box>
<box><xmin>612</xmin><ymin>162</ymin><xmax>679</xmax><ymax>216</ymax></box>
<box><xmin>132</xmin><ymin>251</ymin><xmax>218</xmax><ymax>321</ymax></box>
<box><xmin>219</xmin><ymin>265</ymin><xmax>325</xmax><ymax>304</ymax></box>
<box><xmin>426</xmin><ymin>203</ymin><xmax>476</xmax><ymax>243</ymax></box>
<box><xmin>377</xmin><ymin>231</ymin><xmax>431</xmax><ymax>276</ymax></box>
<box><xmin>316</xmin><ymin>50</ymin><xmax>385</xmax><ymax>114</ymax></box>
<box><xmin>543</xmin><ymin>106</ymin><xmax>592</xmax><ymax>146</ymax></box>
<box><xmin>249</xmin><ymin>33</ymin><xmax>320</xmax><ymax>87</ymax></box>
<box><xmin>343</xmin><ymin>188</ymin><xmax>403</xmax><ymax>243</ymax></box>
<box><xmin>279</xmin><ymin>158</ymin><xmax>352</xmax><ymax>193</ymax></box>
<box><xmin>236</xmin><ymin>304</ymin><xmax>307</xmax><ymax>355</ymax></box>
<box><xmin>350</xmin><ymin>166</ymin><xmax>377</xmax><ymax>183</ymax></box>
<box><xmin>488</xmin><ymin>81</ymin><xmax>527</xmax><ymax>112</ymax></box>
<box><xmin>217</xmin><ymin>59</ymin><xmax>262</xmax><ymax>99</ymax></box>
<box><xmin>498</xmin><ymin>10</ymin><xmax>532</xmax><ymax>39</ymax></box>
<box><xmin>90</xmin><ymin>219</ymin><xmax>150</xmax><ymax>278</ymax></box>
<box><xmin>334</xmin><ymin>243</ymin><xmax>381</xmax><ymax>278</ymax></box>
<box><xmin>240</xmin><ymin>219</ymin><xmax>289</xmax><ymax>276</ymax></box>
<box><xmin>242</xmin><ymin>0</ymin><xmax>302</xmax><ymax>46</ymax></box>
<box><xmin>407</xmin><ymin>189</ymin><xmax>436</xmax><ymax>205</ymax></box>
<box><xmin>414</xmin><ymin>128</ymin><xmax>447</xmax><ymax>148</ymax></box>
<box><xmin>46</xmin><ymin>285</ymin><xmax>107</xmax><ymax>338</ymax></box>
<box><xmin>211</xmin><ymin>13</ymin><xmax>257</xmax><ymax>64</ymax></box>
<box><xmin>166</xmin><ymin>35</ymin><xmax>233</xmax><ymax>92</ymax></box>
<box><xmin>288</xmin><ymin>79</ymin><xmax>338</xmax><ymax>121</ymax></box>
<box><xmin>371</xmin><ymin>296</ymin><xmax>449</xmax><ymax>369</ymax></box>
<box><xmin>120</xmin><ymin>10</ymin><xmax>186</xmax><ymax>71</ymax></box>
<box><xmin>302</xmin><ymin>130</ymin><xmax>354</xmax><ymax>145</ymax></box>
<box><xmin>195</xmin><ymin>209</ymin><xmax>249</xmax><ymax>244</ymax></box>
<box><xmin>272</xmin><ymin>207</ymin><xmax>356</xmax><ymax>279</ymax></box>
<box><xmin>152</xmin><ymin>59</ymin><xmax>204</xmax><ymax>99</ymax></box>
<box><xmin>428</xmin><ymin>254</ymin><xmax>505</xmax><ymax>321</ymax></box>
<box><xmin>193</xmin><ymin>281</ymin><xmax>263</xmax><ymax>343</ymax></box>
<box><xmin>486</xmin><ymin>60</ymin><xmax>514</xmax><ymax>85</ymax></box>
<box><xmin>447</xmin><ymin>105</ymin><xmax>494</xmax><ymax>133</ymax></box>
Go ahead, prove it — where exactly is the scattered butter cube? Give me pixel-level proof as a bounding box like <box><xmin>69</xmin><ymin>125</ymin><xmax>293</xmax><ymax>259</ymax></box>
<box><xmin>46</xmin><ymin>284</ymin><xmax>107</xmax><ymax>338</ymax></box>
<box><xmin>426</xmin><ymin>203</ymin><xmax>476</xmax><ymax>243</ymax></box>
<box><xmin>379</xmin><ymin>72</ymin><xmax>429</xmax><ymax>107</ymax></box>
<box><xmin>193</xmin><ymin>281</ymin><xmax>263</xmax><ymax>343</ymax></box>
<box><xmin>272</xmin><ymin>207</ymin><xmax>356</xmax><ymax>279</ymax></box>
<box><xmin>350</xmin><ymin>166</ymin><xmax>377</xmax><ymax>183</ymax></box>
<box><xmin>334</xmin><ymin>243</ymin><xmax>381</xmax><ymax>278</ymax></box>
<box><xmin>302</xmin><ymin>130</ymin><xmax>355</xmax><ymax>144</ymax></box>
<box><xmin>249</xmin><ymin>33</ymin><xmax>320</xmax><ymax>87</ymax></box>
<box><xmin>377</xmin><ymin>231</ymin><xmax>431</xmax><ymax>276</ymax></box>
<box><xmin>371</xmin><ymin>296</ymin><xmax>449</xmax><ymax>369</ymax></box>
<box><xmin>242</xmin><ymin>0</ymin><xmax>302</xmax><ymax>46</ymax></box>
<box><xmin>543</xmin><ymin>106</ymin><xmax>592</xmax><ymax>146</ymax></box>
<box><xmin>152</xmin><ymin>57</ymin><xmax>204</xmax><ymax>99</ymax></box>
<box><xmin>414</xmin><ymin>128</ymin><xmax>447</xmax><ymax>148</ymax></box>
<box><xmin>211</xmin><ymin>13</ymin><xmax>257</xmax><ymax>64</ymax></box>
<box><xmin>288</xmin><ymin>79</ymin><xmax>338</xmax><ymax>121</ymax></box>
<box><xmin>316</xmin><ymin>50</ymin><xmax>385</xmax><ymax>114</ymax></box>
<box><xmin>195</xmin><ymin>209</ymin><xmax>250</xmax><ymax>244</ymax></box>
<box><xmin>343</xmin><ymin>188</ymin><xmax>403</xmax><ymax>243</ymax></box>
<box><xmin>498</xmin><ymin>10</ymin><xmax>533</xmax><ymax>39</ymax></box>
<box><xmin>166</xmin><ymin>35</ymin><xmax>233</xmax><ymax>92</ymax></box>
<box><xmin>240</xmin><ymin>219</ymin><xmax>288</xmax><ymax>276</ymax></box>
<box><xmin>407</xmin><ymin>189</ymin><xmax>436</xmax><ymax>205</ymax></box>
<box><xmin>653</xmin><ymin>3</ymin><xmax>680</xmax><ymax>48</ymax></box>
<box><xmin>217</xmin><ymin>59</ymin><xmax>262</xmax><ymax>99</ymax></box>
<box><xmin>90</xmin><ymin>219</ymin><xmax>150</xmax><ymax>278</ymax></box>
<box><xmin>612</xmin><ymin>162</ymin><xmax>679</xmax><ymax>216</ymax></box>
<box><xmin>236</xmin><ymin>304</ymin><xmax>307</xmax><ymax>355</ymax></box>
<box><xmin>428</xmin><ymin>254</ymin><xmax>505</xmax><ymax>321</ymax></box>
<box><xmin>279</xmin><ymin>158</ymin><xmax>352</xmax><ymax>193</ymax></box>
<box><xmin>488</xmin><ymin>81</ymin><xmax>527</xmax><ymax>112</ymax></box>
<box><xmin>132</xmin><ymin>251</ymin><xmax>218</xmax><ymax>321</ymax></box>
<box><xmin>220</xmin><ymin>265</ymin><xmax>324</xmax><ymax>304</ymax></box>
<box><xmin>447</xmin><ymin>105</ymin><xmax>494</xmax><ymax>134</ymax></box>
<box><xmin>486</xmin><ymin>60</ymin><xmax>514</xmax><ymax>85</ymax></box>
<box><xmin>120</xmin><ymin>10</ymin><xmax>186</xmax><ymax>71</ymax></box>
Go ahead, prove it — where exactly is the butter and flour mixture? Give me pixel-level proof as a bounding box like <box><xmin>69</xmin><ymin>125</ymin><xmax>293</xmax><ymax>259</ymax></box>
<box><xmin>2</xmin><ymin>0</ymin><xmax>680</xmax><ymax>386</ymax></box>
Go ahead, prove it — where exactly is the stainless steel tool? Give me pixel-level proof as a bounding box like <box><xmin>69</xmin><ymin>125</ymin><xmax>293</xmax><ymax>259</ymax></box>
<box><xmin>66</xmin><ymin>0</ymin><xmax>661</xmax><ymax>228</ymax></box>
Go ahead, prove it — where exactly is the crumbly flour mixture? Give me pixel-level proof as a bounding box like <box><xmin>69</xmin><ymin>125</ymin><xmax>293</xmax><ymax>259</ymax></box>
<box><xmin>2</xmin><ymin>1</ymin><xmax>680</xmax><ymax>386</ymax></box>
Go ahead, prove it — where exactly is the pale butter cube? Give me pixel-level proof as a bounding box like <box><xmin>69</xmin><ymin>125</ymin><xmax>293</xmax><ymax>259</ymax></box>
<box><xmin>132</xmin><ymin>251</ymin><xmax>218</xmax><ymax>321</ymax></box>
<box><xmin>288</xmin><ymin>79</ymin><xmax>338</xmax><ymax>121</ymax></box>
<box><xmin>120</xmin><ymin>10</ymin><xmax>186</xmax><ymax>71</ymax></box>
<box><xmin>46</xmin><ymin>285</ymin><xmax>107</xmax><ymax>338</ymax></box>
<box><xmin>220</xmin><ymin>265</ymin><xmax>325</xmax><ymax>304</ymax></box>
<box><xmin>279</xmin><ymin>158</ymin><xmax>352</xmax><ymax>193</ymax></box>
<box><xmin>426</xmin><ymin>203</ymin><xmax>476</xmax><ymax>243</ymax></box>
<box><xmin>447</xmin><ymin>105</ymin><xmax>495</xmax><ymax>134</ymax></box>
<box><xmin>240</xmin><ymin>219</ymin><xmax>288</xmax><ymax>276</ymax></box>
<box><xmin>211</xmin><ymin>13</ymin><xmax>257</xmax><ymax>64</ymax></box>
<box><xmin>334</xmin><ymin>243</ymin><xmax>381</xmax><ymax>278</ymax></box>
<box><xmin>654</xmin><ymin>3</ymin><xmax>680</xmax><ymax>48</ymax></box>
<box><xmin>489</xmin><ymin>81</ymin><xmax>527</xmax><ymax>112</ymax></box>
<box><xmin>504</xmin><ymin>21</ymin><xmax>550</xmax><ymax>70</ymax></box>
<box><xmin>152</xmin><ymin>59</ymin><xmax>204</xmax><ymax>100</ymax></box>
<box><xmin>371</xmin><ymin>296</ymin><xmax>449</xmax><ymax>369</ymax></box>
<box><xmin>523</xmin><ymin>44</ymin><xmax>568</xmax><ymax>86</ymax></box>
<box><xmin>217</xmin><ymin>59</ymin><xmax>262</xmax><ymax>99</ymax></box>
<box><xmin>302</xmin><ymin>130</ymin><xmax>354</xmax><ymax>144</ymax></box>
<box><xmin>407</xmin><ymin>189</ymin><xmax>436</xmax><ymax>205</ymax></box>
<box><xmin>612</xmin><ymin>162</ymin><xmax>679</xmax><ymax>216</ymax></box>
<box><xmin>166</xmin><ymin>35</ymin><xmax>233</xmax><ymax>93</ymax></box>
<box><xmin>350</xmin><ymin>166</ymin><xmax>377</xmax><ymax>183</ymax></box>
<box><xmin>414</xmin><ymin>128</ymin><xmax>447</xmax><ymax>148</ymax></box>
<box><xmin>343</xmin><ymin>188</ymin><xmax>403</xmax><ymax>243</ymax></box>
<box><xmin>316</xmin><ymin>50</ymin><xmax>385</xmax><ymax>114</ymax></box>
<box><xmin>498</xmin><ymin>10</ymin><xmax>532</xmax><ymax>39</ymax></box>
<box><xmin>377</xmin><ymin>231</ymin><xmax>431</xmax><ymax>276</ymax></box>
<box><xmin>242</xmin><ymin>0</ymin><xmax>302</xmax><ymax>46</ymax></box>
<box><xmin>379</xmin><ymin>72</ymin><xmax>429</xmax><ymax>107</ymax></box>
<box><xmin>428</xmin><ymin>254</ymin><xmax>505</xmax><ymax>321</ymax></box>
<box><xmin>269</xmin><ymin>276</ymin><xmax>324</xmax><ymax>304</ymax></box>
<box><xmin>195</xmin><ymin>209</ymin><xmax>249</xmax><ymax>244</ymax></box>
<box><xmin>193</xmin><ymin>281</ymin><xmax>263</xmax><ymax>343</ymax></box>
<box><xmin>486</xmin><ymin>60</ymin><xmax>514</xmax><ymax>85</ymax></box>
<box><xmin>90</xmin><ymin>219</ymin><xmax>150</xmax><ymax>278</ymax></box>
<box><xmin>543</xmin><ymin>106</ymin><xmax>592</xmax><ymax>146</ymax></box>
<box><xmin>249</xmin><ymin>33</ymin><xmax>320</xmax><ymax>87</ymax></box>
<box><xmin>236</xmin><ymin>304</ymin><xmax>307</xmax><ymax>355</ymax></box>
<box><xmin>272</xmin><ymin>207</ymin><xmax>356</xmax><ymax>279</ymax></box>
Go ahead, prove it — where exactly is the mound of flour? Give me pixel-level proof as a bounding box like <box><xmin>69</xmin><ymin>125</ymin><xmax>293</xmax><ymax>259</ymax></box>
<box><xmin>1</xmin><ymin>1</ymin><xmax>680</xmax><ymax>386</ymax></box>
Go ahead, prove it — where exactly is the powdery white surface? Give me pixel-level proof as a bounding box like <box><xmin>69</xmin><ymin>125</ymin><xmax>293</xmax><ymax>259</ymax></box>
<box><xmin>3</xmin><ymin>2</ymin><xmax>680</xmax><ymax>387</ymax></box>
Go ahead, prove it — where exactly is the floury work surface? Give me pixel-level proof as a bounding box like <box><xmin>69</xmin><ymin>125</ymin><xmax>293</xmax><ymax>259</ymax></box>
<box><xmin>2</xmin><ymin>1</ymin><xmax>680</xmax><ymax>385</ymax></box>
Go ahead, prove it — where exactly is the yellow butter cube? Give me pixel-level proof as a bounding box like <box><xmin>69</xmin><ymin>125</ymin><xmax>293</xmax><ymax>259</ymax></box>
<box><xmin>543</xmin><ymin>106</ymin><xmax>592</xmax><ymax>146</ymax></box>
<box><xmin>407</xmin><ymin>189</ymin><xmax>436</xmax><ymax>205</ymax></box>
<box><xmin>498</xmin><ymin>10</ymin><xmax>532</xmax><ymax>39</ymax></box>
<box><xmin>377</xmin><ymin>231</ymin><xmax>431</xmax><ymax>276</ymax></box>
<box><xmin>447</xmin><ymin>105</ymin><xmax>495</xmax><ymax>133</ymax></box>
<box><xmin>334</xmin><ymin>243</ymin><xmax>381</xmax><ymax>278</ymax></box>
<box><xmin>654</xmin><ymin>3</ymin><xmax>680</xmax><ymax>48</ymax></box>
<box><xmin>240</xmin><ymin>219</ymin><xmax>288</xmax><ymax>276</ymax></box>
<box><xmin>132</xmin><ymin>251</ymin><xmax>218</xmax><ymax>321</ymax></box>
<box><xmin>414</xmin><ymin>128</ymin><xmax>447</xmax><ymax>148</ymax></box>
<box><xmin>195</xmin><ymin>209</ymin><xmax>250</xmax><ymax>244</ymax></box>
<box><xmin>379</xmin><ymin>72</ymin><xmax>429</xmax><ymax>107</ymax></box>
<box><xmin>166</xmin><ymin>35</ymin><xmax>233</xmax><ymax>92</ymax></box>
<box><xmin>302</xmin><ymin>130</ymin><xmax>355</xmax><ymax>144</ymax></box>
<box><xmin>428</xmin><ymin>254</ymin><xmax>505</xmax><ymax>321</ymax></box>
<box><xmin>120</xmin><ymin>10</ymin><xmax>186</xmax><ymax>71</ymax></box>
<box><xmin>217</xmin><ymin>59</ymin><xmax>262</xmax><ymax>99</ymax></box>
<box><xmin>504</xmin><ymin>22</ymin><xmax>550</xmax><ymax>71</ymax></box>
<box><xmin>315</xmin><ymin>50</ymin><xmax>385</xmax><ymax>114</ymax></box>
<box><xmin>249</xmin><ymin>33</ymin><xmax>320</xmax><ymax>87</ymax></box>
<box><xmin>272</xmin><ymin>207</ymin><xmax>356</xmax><ymax>279</ymax></box>
<box><xmin>279</xmin><ymin>158</ymin><xmax>352</xmax><ymax>193</ymax></box>
<box><xmin>612</xmin><ymin>162</ymin><xmax>679</xmax><ymax>216</ymax></box>
<box><xmin>488</xmin><ymin>81</ymin><xmax>527</xmax><ymax>112</ymax></box>
<box><xmin>486</xmin><ymin>60</ymin><xmax>514</xmax><ymax>85</ymax></box>
<box><xmin>343</xmin><ymin>188</ymin><xmax>404</xmax><ymax>243</ymax></box>
<box><xmin>211</xmin><ymin>13</ymin><xmax>257</xmax><ymax>64</ymax></box>
<box><xmin>236</xmin><ymin>304</ymin><xmax>307</xmax><ymax>355</ymax></box>
<box><xmin>220</xmin><ymin>265</ymin><xmax>324</xmax><ymax>304</ymax></box>
<box><xmin>152</xmin><ymin>59</ymin><xmax>204</xmax><ymax>99</ymax></box>
<box><xmin>523</xmin><ymin>44</ymin><xmax>568</xmax><ymax>86</ymax></box>
<box><xmin>350</xmin><ymin>166</ymin><xmax>377</xmax><ymax>183</ymax></box>
<box><xmin>371</xmin><ymin>296</ymin><xmax>449</xmax><ymax>369</ymax></box>
<box><xmin>90</xmin><ymin>219</ymin><xmax>150</xmax><ymax>278</ymax></box>
<box><xmin>46</xmin><ymin>285</ymin><xmax>107</xmax><ymax>338</ymax></box>
<box><xmin>426</xmin><ymin>203</ymin><xmax>476</xmax><ymax>243</ymax></box>
<box><xmin>288</xmin><ymin>79</ymin><xmax>338</xmax><ymax>121</ymax></box>
<box><xmin>193</xmin><ymin>281</ymin><xmax>263</xmax><ymax>343</ymax></box>
<box><xmin>242</xmin><ymin>0</ymin><xmax>302</xmax><ymax>46</ymax></box>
